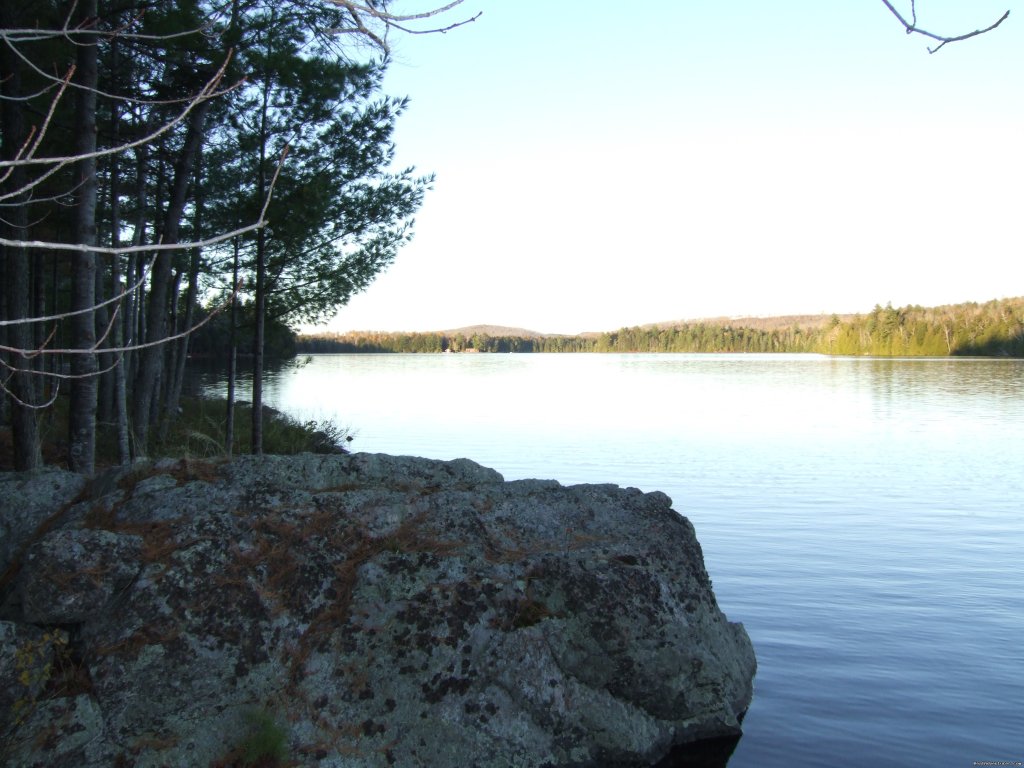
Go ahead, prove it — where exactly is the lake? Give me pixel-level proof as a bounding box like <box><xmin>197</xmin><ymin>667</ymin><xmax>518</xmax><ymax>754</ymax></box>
<box><xmin>200</xmin><ymin>353</ymin><xmax>1024</xmax><ymax>766</ymax></box>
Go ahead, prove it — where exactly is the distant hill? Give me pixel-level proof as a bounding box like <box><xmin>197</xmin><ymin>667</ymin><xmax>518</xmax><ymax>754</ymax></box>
<box><xmin>341</xmin><ymin>316</ymin><xmax>854</xmax><ymax>338</ymax></box>
<box><xmin>440</xmin><ymin>324</ymin><xmax>549</xmax><ymax>338</ymax></box>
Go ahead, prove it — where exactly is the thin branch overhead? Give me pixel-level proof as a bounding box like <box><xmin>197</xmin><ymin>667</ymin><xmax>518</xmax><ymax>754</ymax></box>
<box><xmin>329</xmin><ymin>1</ymin><xmax>481</xmax><ymax>51</ymax></box>
<box><xmin>0</xmin><ymin>260</ymin><xmax>152</xmax><ymax>327</ymax></box>
<box><xmin>0</xmin><ymin>144</ymin><xmax>288</xmax><ymax>256</ymax></box>
<box><xmin>880</xmin><ymin>0</ymin><xmax>1010</xmax><ymax>53</ymax></box>
<box><xmin>0</xmin><ymin>54</ymin><xmax>236</xmax><ymax>193</ymax></box>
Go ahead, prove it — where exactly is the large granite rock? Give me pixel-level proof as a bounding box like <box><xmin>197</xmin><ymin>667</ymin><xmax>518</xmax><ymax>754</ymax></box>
<box><xmin>0</xmin><ymin>453</ymin><xmax>755</xmax><ymax>767</ymax></box>
<box><xmin>0</xmin><ymin>469</ymin><xmax>87</xmax><ymax>575</ymax></box>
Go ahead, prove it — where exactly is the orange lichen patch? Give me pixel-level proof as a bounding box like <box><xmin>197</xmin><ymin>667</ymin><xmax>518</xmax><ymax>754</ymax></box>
<box><xmin>111</xmin><ymin>458</ymin><xmax>227</xmax><ymax>498</ymax></box>
<box><xmin>93</xmin><ymin>622</ymin><xmax>183</xmax><ymax>660</ymax></box>
<box><xmin>318</xmin><ymin>482</ymin><xmax>365</xmax><ymax>494</ymax></box>
<box><xmin>282</xmin><ymin>511</ymin><xmax>466</xmax><ymax>687</ymax></box>
<box><xmin>81</xmin><ymin>502</ymin><xmax>119</xmax><ymax>531</ymax></box>
<box><xmin>128</xmin><ymin>734</ymin><xmax>180</xmax><ymax>754</ymax></box>
<box><xmin>483</xmin><ymin>523</ymin><xmax>610</xmax><ymax>564</ymax></box>
<box><xmin>33</xmin><ymin>562</ymin><xmax>110</xmax><ymax>592</ymax></box>
<box><xmin>140</xmin><ymin>527</ymin><xmax>190</xmax><ymax>565</ymax></box>
<box><xmin>166</xmin><ymin>457</ymin><xmax>227</xmax><ymax>486</ymax></box>
<box><xmin>569</xmin><ymin>532</ymin><xmax>608</xmax><ymax>549</ymax></box>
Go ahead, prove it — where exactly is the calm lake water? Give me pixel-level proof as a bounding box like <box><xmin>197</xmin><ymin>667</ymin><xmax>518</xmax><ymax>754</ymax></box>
<box><xmin>202</xmin><ymin>353</ymin><xmax>1024</xmax><ymax>766</ymax></box>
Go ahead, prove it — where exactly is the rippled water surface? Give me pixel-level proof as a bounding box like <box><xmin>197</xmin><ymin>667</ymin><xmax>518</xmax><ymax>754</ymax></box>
<box><xmin>203</xmin><ymin>353</ymin><xmax>1024</xmax><ymax>766</ymax></box>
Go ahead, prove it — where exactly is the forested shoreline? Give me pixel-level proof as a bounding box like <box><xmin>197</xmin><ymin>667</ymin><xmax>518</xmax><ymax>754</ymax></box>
<box><xmin>300</xmin><ymin>298</ymin><xmax>1024</xmax><ymax>357</ymax></box>
<box><xmin>0</xmin><ymin>2</ymin><xmax>467</xmax><ymax>472</ymax></box>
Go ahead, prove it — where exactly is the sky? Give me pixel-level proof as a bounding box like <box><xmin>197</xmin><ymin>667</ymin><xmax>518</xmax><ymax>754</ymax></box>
<box><xmin>321</xmin><ymin>0</ymin><xmax>1024</xmax><ymax>335</ymax></box>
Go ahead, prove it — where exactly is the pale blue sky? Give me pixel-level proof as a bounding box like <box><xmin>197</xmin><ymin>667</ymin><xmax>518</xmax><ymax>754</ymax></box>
<box><xmin>324</xmin><ymin>0</ymin><xmax>1023</xmax><ymax>334</ymax></box>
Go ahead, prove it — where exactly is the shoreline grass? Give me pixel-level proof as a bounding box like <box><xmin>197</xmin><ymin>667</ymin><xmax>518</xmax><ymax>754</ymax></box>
<box><xmin>0</xmin><ymin>396</ymin><xmax>351</xmax><ymax>472</ymax></box>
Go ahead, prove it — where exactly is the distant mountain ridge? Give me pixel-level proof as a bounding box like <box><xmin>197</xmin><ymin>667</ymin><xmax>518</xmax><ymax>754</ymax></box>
<box><xmin>439</xmin><ymin>324</ymin><xmax>549</xmax><ymax>338</ymax></box>
<box><xmin>352</xmin><ymin>314</ymin><xmax>860</xmax><ymax>338</ymax></box>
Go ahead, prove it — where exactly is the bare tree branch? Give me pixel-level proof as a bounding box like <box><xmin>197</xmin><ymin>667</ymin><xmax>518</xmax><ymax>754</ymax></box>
<box><xmin>0</xmin><ymin>66</ymin><xmax>73</xmax><ymax>192</ymax></box>
<box><xmin>2</xmin><ymin>24</ymin><xmax>240</xmax><ymax>106</ymax></box>
<box><xmin>0</xmin><ymin>259</ymin><xmax>150</xmax><ymax>326</ymax></box>
<box><xmin>0</xmin><ymin>142</ymin><xmax>287</xmax><ymax>254</ymax></box>
<box><xmin>0</xmin><ymin>376</ymin><xmax>60</xmax><ymax>410</ymax></box>
<box><xmin>0</xmin><ymin>292</ymin><xmax>228</xmax><ymax>358</ymax></box>
<box><xmin>2</xmin><ymin>220</ymin><xmax>258</xmax><ymax>255</ymax></box>
<box><xmin>0</xmin><ymin>174</ymin><xmax>88</xmax><ymax>210</ymax></box>
<box><xmin>881</xmin><ymin>0</ymin><xmax>1010</xmax><ymax>52</ymax></box>
<box><xmin>0</xmin><ymin>55</ymin><xmax>235</xmax><ymax>174</ymax></box>
<box><xmin>329</xmin><ymin>1</ymin><xmax>481</xmax><ymax>51</ymax></box>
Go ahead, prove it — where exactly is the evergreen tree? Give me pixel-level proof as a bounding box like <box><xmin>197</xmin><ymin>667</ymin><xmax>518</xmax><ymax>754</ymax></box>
<box><xmin>1</xmin><ymin>0</ymin><xmax>472</xmax><ymax>470</ymax></box>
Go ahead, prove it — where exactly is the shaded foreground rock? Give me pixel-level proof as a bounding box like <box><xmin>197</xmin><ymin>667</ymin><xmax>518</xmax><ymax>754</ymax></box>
<box><xmin>0</xmin><ymin>453</ymin><xmax>755</xmax><ymax>767</ymax></box>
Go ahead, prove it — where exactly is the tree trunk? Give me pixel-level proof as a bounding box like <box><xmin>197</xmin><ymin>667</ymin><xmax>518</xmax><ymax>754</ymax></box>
<box><xmin>226</xmin><ymin>239</ymin><xmax>240</xmax><ymax>455</ymax></box>
<box><xmin>107</xmin><ymin>84</ymin><xmax>130</xmax><ymax>465</ymax></box>
<box><xmin>132</xmin><ymin>100</ymin><xmax>211</xmax><ymax>455</ymax></box>
<box><xmin>69</xmin><ymin>0</ymin><xmax>100</xmax><ymax>474</ymax></box>
<box><xmin>1</xmin><ymin>253</ymin><xmax>39</xmax><ymax>471</ymax></box>
<box><xmin>0</xmin><ymin>4</ymin><xmax>41</xmax><ymax>470</ymax></box>
<box><xmin>251</xmin><ymin>21</ymin><xmax>275</xmax><ymax>456</ymax></box>
<box><xmin>32</xmin><ymin>253</ymin><xmax>48</xmax><ymax>385</ymax></box>
<box><xmin>165</xmin><ymin>154</ymin><xmax>205</xmax><ymax>426</ymax></box>
<box><xmin>0</xmin><ymin>248</ymin><xmax>7</xmax><ymax>427</ymax></box>
<box><xmin>158</xmin><ymin>265</ymin><xmax>183</xmax><ymax>440</ymax></box>
<box><xmin>166</xmin><ymin>250</ymin><xmax>200</xmax><ymax>426</ymax></box>
<box><xmin>125</xmin><ymin>136</ymin><xmax>149</xmax><ymax>398</ymax></box>
<box><xmin>252</xmin><ymin>227</ymin><xmax>266</xmax><ymax>455</ymax></box>
<box><xmin>95</xmin><ymin>262</ymin><xmax>114</xmax><ymax>422</ymax></box>
<box><xmin>112</xmin><ymin>257</ymin><xmax>131</xmax><ymax>465</ymax></box>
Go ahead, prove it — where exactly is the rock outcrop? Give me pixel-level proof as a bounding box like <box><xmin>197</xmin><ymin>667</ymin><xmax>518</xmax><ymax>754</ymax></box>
<box><xmin>0</xmin><ymin>453</ymin><xmax>755</xmax><ymax>767</ymax></box>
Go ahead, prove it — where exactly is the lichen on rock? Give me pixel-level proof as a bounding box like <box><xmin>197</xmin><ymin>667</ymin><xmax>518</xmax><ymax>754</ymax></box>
<box><xmin>0</xmin><ymin>453</ymin><xmax>756</xmax><ymax>767</ymax></box>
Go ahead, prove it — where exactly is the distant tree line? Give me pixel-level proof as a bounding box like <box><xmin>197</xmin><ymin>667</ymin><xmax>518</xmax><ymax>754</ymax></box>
<box><xmin>189</xmin><ymin>304</ymin><xmax>297</xmax><ymax>361</ymax></box>
<box><xmin>300</xmin><ymin>298</ymin><xmax>1024</xmax><ymax>358</ymax></box>
<box><xmin>826</xmin><ymin>298</ymin><xmax>1024</xmax><ymax>357</ymax></box>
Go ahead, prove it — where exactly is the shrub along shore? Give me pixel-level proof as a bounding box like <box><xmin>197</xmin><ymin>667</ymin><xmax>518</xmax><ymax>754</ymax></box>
<box><xmin>0</xmin><ymin>397</ymin><xmax>348</xmax><ymax>473</ymax></box>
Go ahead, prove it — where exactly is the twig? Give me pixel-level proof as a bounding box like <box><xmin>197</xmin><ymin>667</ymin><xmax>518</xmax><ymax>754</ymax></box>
<box><xmin>0</xmin><ymin>54</ymin><xmax>234</xmax><ymax>172</ymax></box>
<box><xmin>0</xmin><ymin>141</ymin><xmax>286</xmax><ymax>256</ymax></box>
<box><xmin>0</xmin><ymin>260</ymin><xmax>152</xmax><ymax>327</ymax></box>
<box><xmin>329</xmin><ymin>1</ymin><xmax>480</xmax><ymax>50</ymax></box>
<box><xmin>0</xmin><ymin>284</ymin><xmax>234</xmax><ymax>359</ymax></box>
<box><xmin>880</xmin><ymin>0</ymin><xmax>1010</xmax><ymax>53</ymax></box>
<box><xmin>0</xmin><ymin>377</ymin><xmax>61</xmax><ymax>410</ymax></box>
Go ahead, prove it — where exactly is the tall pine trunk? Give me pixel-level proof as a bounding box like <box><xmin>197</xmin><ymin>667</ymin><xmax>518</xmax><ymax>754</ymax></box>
<box><xmin>124</xmin><ymin>135</ymin><xmax>150</xmax><ymax>401</ymax></box>
<box><xmin>166</xmin><ymin>156</ymin><xmax>206</xmax><ymax>423</ymax></box>
<box><xmin>251</xmin><ymin>17</ymin><xmax>276</xmax><ymax>456</ymax></box>
<box><xmin>166</xmin><ymin>249</ymin><xmax>200</xmax><ymax>426</ymax></box>
<box><xmin>107</xmin><ymin>88</ymin><xmax>130</xmax><ymax>465</ymax></box>
<box><xmin>0</xmin><ymin>4</ymin><xmax>41</xmax><ymax>470</ymax></box>
<box><xmin>131</xmin><ymin>100</ymin><xmax>211</xmax><ymax>455</ymax></box>
<box><xmin>0</xmin><ymin>251</ymin><xmax>6</xmax><ymax>428</ymax></box>
<box><xmin>112</xmin><ymin>257</ymin><xmax>131</xmax><ymax>465</ymax></box>
<box><xmin>226</xmin><ymin>239</ymin><xmax>240</xmax><ymax>455</ymax></box>
<box><xmin>69</xmin><ymin>0</ymin><xmax>100</xmax><ymax>474</ymax></box>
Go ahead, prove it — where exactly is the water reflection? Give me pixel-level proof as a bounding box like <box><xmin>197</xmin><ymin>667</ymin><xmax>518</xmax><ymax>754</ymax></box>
<box><xmin>654</xmin><ymin>735</ymin><xmax>740</xmax><ymax>767</ymax></box>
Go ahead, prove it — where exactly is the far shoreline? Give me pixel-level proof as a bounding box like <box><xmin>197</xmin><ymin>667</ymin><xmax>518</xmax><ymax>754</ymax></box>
<box><xmin>297</xmin><ymin>297</ymin><xmax>1024</xmax><ymax>359</ymax></box>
